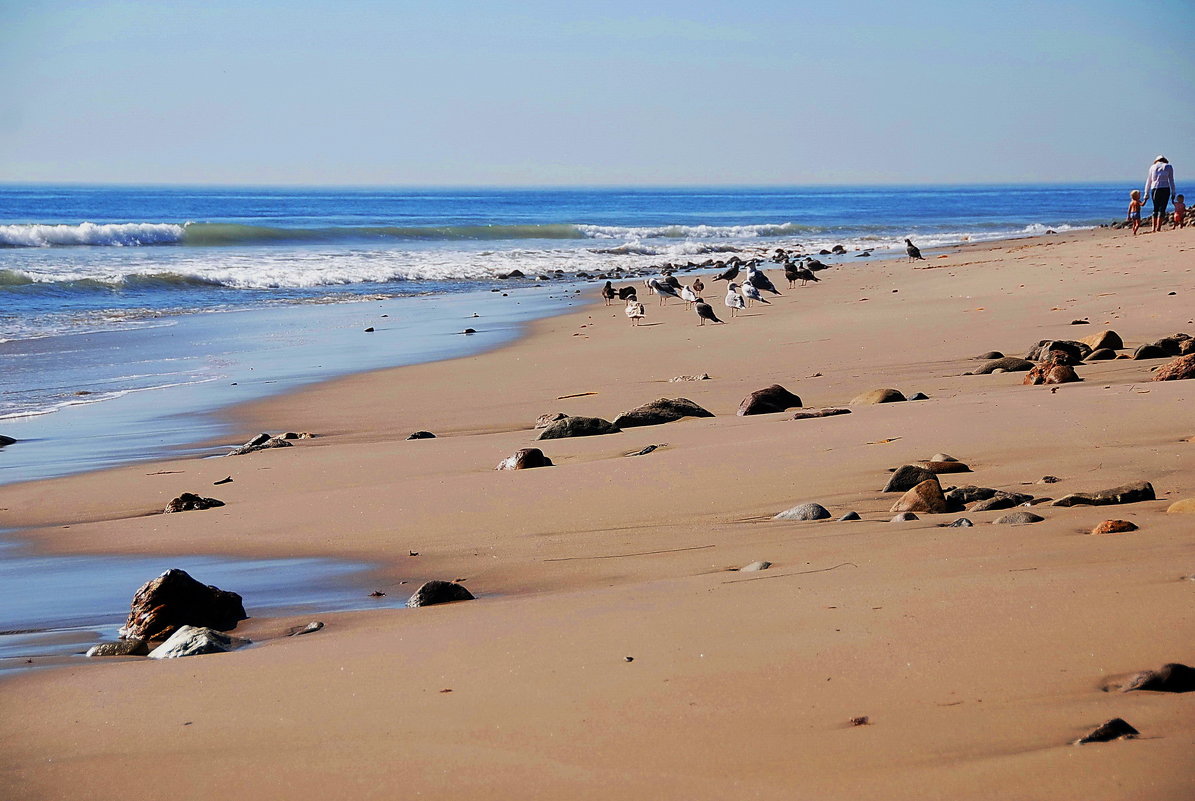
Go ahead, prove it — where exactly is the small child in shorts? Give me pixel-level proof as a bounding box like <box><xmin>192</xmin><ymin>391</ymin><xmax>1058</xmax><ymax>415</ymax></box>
<box><xmin>1173</xmin><ymin>194</ymin><xmax>1186</xmax><ymax>228</ymax></box>
<box><xmin>1128</xmin><ymin>190</ymin><xmax>1143</xmax><ymax>235</ymax></box>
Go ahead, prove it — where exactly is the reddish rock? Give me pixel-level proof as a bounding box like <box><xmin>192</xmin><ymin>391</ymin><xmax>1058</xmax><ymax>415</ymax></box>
<box><xmin>737</xmin><ymin>385</ymin><xmax>803</xmax><ymax>416</ymax></box>
<box><xmin>909</xmin><ymin>460</ymin><xmax>971</xmax><ymax>474</ymax></box>
<box><xmin>1023</xmin><ymin>357</ymin><xmax>1080</xmax><ymax>385</ymax></box>
<box><xmin>1091</xmin><ymin>519</ymin><xmax>1138</xmax><ymax>535</ymax></box>
<box><xmin>1152</xmin><ymin>354</ymin><xmax>1195</xmax><ymax>381</ymax></box>
<box><xmin>850</xmin><ymin>388</ymin><xmax>906</xmax><ymax>405</ymax></box>
<box><xmin>1079</xmin><ymin>330</ymin><xmax>1123</xmax><ymax>351</ymax></box>
<box><xmin>496</xmin><ymin>448</ymin><xmax>553</xmax><ymax>470</ymax></box>
<box><xmin>119</xmin><ymin>569</ymin><xmax>247</xmax><ymax>642</ymax></box>
<box><xmin>890</xmin><ymin>479</ymin><xmax>950</xmax><ymax>514</ymax></box>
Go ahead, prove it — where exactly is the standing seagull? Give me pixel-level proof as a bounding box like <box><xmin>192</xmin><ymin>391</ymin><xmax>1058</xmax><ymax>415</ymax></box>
<box><xmin>625</xmin><ymin>298</ymin><xmax>645</xmax><ymax>326</ymax></box>
<box><xmin>786</xmin><ymin>263</ymin><xmax>819</xmax><ymax>287</ymax></box>
<box><xmin>712</xmin><ymin>263</ymin><xmax>740</xmax><ymax>283</ymax></box>
<box><xmin>905</xmin><ymin>239</ymin><xmax>925</xmax><ymax>262</ymax></box>
<box><xmin>746</xmin><ymin>266</ymin><xmax>782</xmax><ymax>296</ymax></box>
<box><xmin>649</xmin><ymin>278</ymin><xmax>681</xmax><ymax>305</ymax></box>
<box><xmin>725</xmin><ymin>283</ymin><xmax>746</xmax><ymax>317</ymax></box>
<box><xmin>742</xmin><ymin>281</ymin><xmax>770</xmax><ymax>306</ymax></box>
<box><xmin>601</xmin><ymin>281</ymin><xmax>615</xmax><ymax>305</ymax></box>
<box><xmin>692</xmin><ymin>277</ymin><xmax>705</xmax><ymax>294</ymax></box>
<box><xmin>694</xmin><ymin>298</ymin><xmax>724</xmax><ymax>325</ymax></box>
<box><xmin>680</xmin><ymin>284</ymin><xmax>699</xmax><ymax>309</ymax></box>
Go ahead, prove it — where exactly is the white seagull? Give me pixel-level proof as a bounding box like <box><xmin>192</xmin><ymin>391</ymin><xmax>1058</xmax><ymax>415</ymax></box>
<box><xmin>725</xmin><ymin>283</ymin><xmax>746</xmax><ymax>317</ymax></box>
<box><xmin>680</xmin><ymin>284</ymin><xmax>699</xmax><ymax>309</ymax></box>
<box><xmin>742</xmin><ymin>281</ymin><xmax>769</xmax><ymax>307</ymax></box>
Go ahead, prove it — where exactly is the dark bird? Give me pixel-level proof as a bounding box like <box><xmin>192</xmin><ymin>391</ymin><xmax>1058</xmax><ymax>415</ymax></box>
<box><xmin>804</xmin><ymin>257</ymin><xmax>829</xmax><ymax>271</ymax></box>
<box><xmin>694</xmin><ymin>298</ymin><xmax>724</xmax><ymax>325</ymax></box>
<box><xmin>601</xmin><ymin>281</ymin><xmax>615</xmax><ymax>305</ymax></box>
<box><xmin>712</xmin><ymin>264</ymin><xmax>739</xmax><ymax>283</ymax></box>
<box><xmin>664</xmin><ymin>274</ymin><xmax>682</xmax><ymax>291</ymax></box>
<box><xmin>617</xmin><ymin>286</ymin><xmax>638</xmax><ymax>300</ymax></box>
<box><xmin>785</xmin><ymin>263</ymin><xmax>819</xmax><ymax>287</ymax></box>
<box><xmin>747</xmin><ymin>266</ymin><xmax>781</xmax><ymax>295</ymax></box>
<box><xmin>649</xmin><ymin>278</ymin><xmax>681</xmax><ymax>305</ymax></box>
<box><xmin>905</xmin><ymin>238</ymin><xmax>925</xmax><ymax>261</ymax></box>
<box><xmin>692</xmin><ymin>278</ymin><xmax>705</xmax><ymax>294</ymax></box>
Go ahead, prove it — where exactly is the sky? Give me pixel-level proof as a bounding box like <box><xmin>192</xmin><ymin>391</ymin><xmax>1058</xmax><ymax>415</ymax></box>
<box><xmin>2</xmin><ymin>0</ymin><xmax>1193</xmax><ymax>186</ymax></box>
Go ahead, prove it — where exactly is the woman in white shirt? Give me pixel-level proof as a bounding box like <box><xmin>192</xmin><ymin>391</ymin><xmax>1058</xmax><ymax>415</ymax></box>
<box><xmin>1144</xmin><ymin>155</ymin><xmax>1177</xmax><ymax>233</ymax></box>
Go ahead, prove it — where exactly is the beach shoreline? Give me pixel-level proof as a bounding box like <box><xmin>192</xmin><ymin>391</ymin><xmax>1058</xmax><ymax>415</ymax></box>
<box><xmin>2</xmin><ymin>224</ymin><xmax>1193</xmax><ymax>800</ymax></box>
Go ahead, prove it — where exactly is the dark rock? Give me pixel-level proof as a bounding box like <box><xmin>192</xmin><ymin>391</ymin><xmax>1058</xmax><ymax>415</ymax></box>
<box><xmin>1075</xmin><ymin>718</ymin><xmax>1139</xmax><ymax>744</ymax></box>
<box><xmin>789</xmin><ymin>407</ymin><xmax>851</xmax><ymax>420</ymax></box>
<box><xmin>1038</xmin><ymin>475</ymin><xmax>1061</xmax><ymax>484</ymax></box>
<box><xmin>884</xmin><ymin>465</ymin><xmax>939</xmax><ymax>493</ymax></box>
<box><xmin>406</xmin><ymin>580</ymin><xmax>475</xmax><ymax>608</ymax></box>
<box><xmin>164</xmin><ymin>493</ymin><xmax>225</xmax><ymax>514</ymax></box>
<box><xmin>909</xmin><ymin>460</ymin><xmax>971</xmax><ymax>474</ymax></box>
<box><xmin>613</xmin><ymin>397</ymin><xmax>714</xmax><ymax>428</ymax></box>
<box><xmin>86</xmin><ymin>639</ymin><xmax>149</xmax><ymax>657</ymax></box>
<box><xmin>774</xmin><ymin>502</ymin><xmax>832</xmax><ymax>521</ymax></box>
<box><xmin>944</xmin><ymin>486</ymin><xmax>999</xmax><ymax>506</ymax></box>
<box><xmin>536</xmin><ymin>416</ymin><xmax>620</xmax><ymax>440</ymax></box>
<box><xmin>534</xmin><ymin>412</ymin><xmax>569</xmax><ymax>429</ymax></box>
<box><xmin>1091</xmin><ymin>520</ymin><xmax>1138</xmax><ymax>535</ymax></box>
<box><xmin>1086</xmin><ymin>348</ymin><xmax>1117</xmax><ymax>361</ymax></box>
<box><xmin>147</xmin><ymin>625</ymin><xmax>250</xmax><ymax>659</ymax></box>
<box><xmin>1080</xmin><ymin>330</ymin><xmax>1123</xmax><ymax>351</ymax></box>
<box><xmin>993</xmin><ymin>511</ymin><xmax>1044</xmax><ymax>524</ymax></box>
<box><xmin>1152</xmin><ymin>354</ymin><xmax>1195</xmax><ymax>381</ymax></box>
<box><xmin>119</xmin><ymin>569</ymin><xmax>247</xmax><ymax>642</ymax></box>
<box><xmin>363</xmin><ymin>327</ymin><xmax>374</xmax><ymax>333</ymax></box>
<box><xmin>1117</xmin><ymin>663</ymin><xmax>1195</xmax><ymax>693</ymax></box>
<box><xmin>976</xmin><ymin>351</ymin><xmax>1004</xmax><ymax>360</ymax></box>
<box><xmin>1153</xmin><ymin>333</ymin><xmax>1192</xmax><ymax>356</ymax></box>
<box><xmin>1025</xmin><ymin>340</ymin><xmax>1091</xmax><ymax>364</ymax></box>
<box><xmin>280</xmin><ymin>432</ymin><xmax>313</xmax><ymax>440</ymax></box>
<box><xmin>242</xmin><ymin>433</ymin><xmax>271</xmax><ymax>449</ymax></box>
<box><xmin>945</xmin><ymin>518</ymin><xmax>974</xmax><ymax>528</ymax></box>
<box><xmin>973</xmin><ymin>357</ymin><xmax>1035</xmax><ymax>374</ymax></box>
<box><xmin>496</xmin><ymin>448</ymin><xmax>553</xmax><ymax>470</ymax></box>
<box><xmin>1052</xmin><ymin>481</ymin><xmax>1155</xmax><ymax>507</ymax></box>
<box><xmin>1132</xmin><ymin>343</ymin><xmax>1168</xmax><ymax>360</ymax></box>
<box><xmin>617</xmin><ymin>286</ymin><xmax>638</xmax><ymax>300</ymax></box>
<box><xmin>406</xmin><ymin>431</ymin><xmax>436</xmax><ymax>440</ymax></box>
<box><xmin>0</xmin><ymin>435</ymin><xmax>15</xmax><ymax>447</ymax></box>
<box><xmin>890</xmin><ymin>479</ymin><xmax>950</xmax><ymax>514</ymax></box>
<box><xmin>463</xmin><ymin>328</ymin><xmax>477</xmax><ymax>334</ymax></box>
<box><xmin>737</xmin><ymin>384</ymin><xmax>803</xmax><ymax>416</ymax></box>
<box><xmin>1023</xmin><ymin>358</ymin><xmax>1081</xmax><ymax>385</ymax></box>
<box><xmin>850</xmin><ymin>388</ymin><xmax>906</xmax><ymax>405</ymax></box>
<box><xmin>838</xmin><ymin>511</ymin><xmax>861</xmax><ymax>521</ymax></box>
<box><xmin>970</xmin><ymin>492</ymin><xmax>1034</xmax><ymax>512</ymax></box>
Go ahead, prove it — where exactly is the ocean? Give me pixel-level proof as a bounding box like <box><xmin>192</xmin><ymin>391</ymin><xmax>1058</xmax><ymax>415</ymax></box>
<box><xmin>1</xmin><ymin>183</ymin><xmax>1124</xmax><ymax>483</ymax></box>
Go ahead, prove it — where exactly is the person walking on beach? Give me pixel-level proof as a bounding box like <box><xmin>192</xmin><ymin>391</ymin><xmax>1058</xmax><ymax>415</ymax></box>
<box><xmin>1127</xmin><ymin>190</ymin><xmax>1143</xmax><ymax>235</ymax></box>
<box><xmin>1144</xmin><ymin>155</ymin><xmax>1176</xmax><ymax>233</ymax></box>
<box><xmin>1173</xmin><ymin>194</ymin><xmax>1186</xmax><ymax>228</ymax></box>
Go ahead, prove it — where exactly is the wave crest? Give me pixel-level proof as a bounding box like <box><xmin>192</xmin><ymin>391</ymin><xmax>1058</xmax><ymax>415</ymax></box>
<box><xmin>0</xmin><ymin>222</ymin><xmax>185</xmax><ymax>248</ymax></box>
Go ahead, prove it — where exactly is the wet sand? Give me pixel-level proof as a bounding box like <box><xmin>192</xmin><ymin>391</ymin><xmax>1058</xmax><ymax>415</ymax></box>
<box><xmin>2</xmin><ymin>226</ymin><xmax>1194</xmax><ymax>800</ymax></box>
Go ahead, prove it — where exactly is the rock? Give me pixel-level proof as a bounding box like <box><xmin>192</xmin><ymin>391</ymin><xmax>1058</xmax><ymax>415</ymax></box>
<box><xmin>0</xmin><ymin>435</ymin><xmax>15</xmax><ymax>447</ymax></box>
<box><xmin>976</xmin><ymin>351</ymin><xmax>1004</xmax><ymax>360</ymax></box>
<box><xmin>1038</xmin><ymin>475</ymin><xmax>1061</xmax><ymax>484</ymax></box>
<box><xmin>970</xmin><ymin>492</ymin><xmax>1034</xmax><ymax>511</ymax></box>
<box><xmin>930</xmin><ymin>453</ymin><xmax>958</xmax><ymax>463</ymax></box>
<box><xmin>1165</xmin><ymin>498</ymin><xmax>1195</xmax><ymax>514</ymax></box>
<box><xmin>406</xmin><ymin>580</ymin><xmax>475</xmax><ymax>608</ymax></box>
<box><xmin>1025</xmin><ymin>340</ymin><xmax>1090</xmax><ymax>364</ymax></box>
<box><xmin>944</xmin><ymin>486</ymin><xmax>999</xmax><ymax>506</ymax></box>
<box><xmin>737</xmin><ymin>384</ymin><xmax>803</xmax><ymax>416</ymax></box>
<box><xmin>993</xmin><ymin>511</ymin><xmax>1044</xmax><ymax>525</ymax></box>
<box><xmin>774</xmin><ymin>502</ymin><xmax>832</xmax><ymax>521</ymax></box>
<box><xmin>890</xmin><ymin>479</ymin><xmax>950</xmax><ymax>514</ymax></box>
<box><xmin>613</xmin><ymin>397</ymin><xmax>714</xmax><ymax>428</ymax></box>
<box><xmin>496</xmin><ymin>448</ymin><xmax>553</xmax><ymax>470</ymax></box>
<box><xmin>1153</xmin><ymin>333</ymin><xmax>1192</xmax><ymax>356</ymax></box>
<box><xmin>789</xmin><ymin>408</ymin><xmax>851</xmax><ymax>420</ymax></box>
<box><xmin>849</xmin><ymin>388</ymin><xmax>905</xmax><ymax>405</ymax></box>
<box><xmin>890</xmin><ymin>512</ymin><xmax>919</xmax><ymax>522</ymax></box>
<box><xmin>1080</xmin><ymin>330</ymin><xmax>1123</xmax><ymax>351</ymax></box>
<box><xmin>287</xmin><ymin>621</ymin><xmax>324</xmax><ymax>636</ymax></box>
<box><xmin>1132</xmin><ymin>343</ymin><xmax>1168</xmax><ymax>360</ymax></box>
<box><xmin>1086</xmin><ymin>348</ymin><xmax>1118</xmax><ymax>361</ymax></box>
<box><xmin>883</xmin><ymin>465</ymin><xmax>939</xmax><ymax>493</ymax></box>
<box><xmin>163</xmin><ymin>493</ymin><xmax>225</xmax><ymax>514</ymax></box>
<box><xmin>534</xmin><ymin>412</ymin><xmax>569</xmax><ymax>429</ymax></box>
<box><xmin>910</xmin><ymin>460</ymin><xmax>971</xmax><ymax>474</ymax></box>
<box><xmin>669</xmin><ymin>373</ymin><xmax>710</xmax><ymax>382</ymax></box>
<box><xmin>280</xmin><ymin>432</ymin><xmax>314</xmax><ymax>439</ymax></box>
<box><xmin>406</xmin><ymin>431</ymin><xmax>436</xmax><ymax>440</ymax></box>
<box><xmin>147</xmin><ymin>625</ymin><xmax>250</xmax><ymax>659</ymax></box>
<box><xmin>739</xmin><ymin>561</ymin><xmax>772</xmax><ymax>572</ymax></box>
<box><xmin>1091</xmin><ymin>519</ymin><xmax>1137</xmax><ymax>535</ymax></box>
<box><xmin>536</xmin><ymin>416</ymin><xmax>620</xmax><ymax>440</ymax></box>
<box><xmin>363</xmin><ymin>327</ymin><xmax>374</xmax><ymax>333</ymax></box>
<box><xmin>1152</xmin><ymin>354</ymin><xmax>1195</xmax><ymax>381</ymax></box>
<box><xmin>838</xmin><ymin>511</ymin><xmax>861</xmax><ymax>521</ymax></box>
<box><xmin>86</xmin><ymin>639</ymin><xmax>149</xmax><ymax>657</ymax></box>
<box><xmin>119</xmin><ymin>569</ymin><xmax>247</xmax><ymax>642</ymax></box>
<box><xmin>1116</xmin><ymin>663</ymin><xmax>1195</xmax><ymax>693</ymax></box>
<box><xmin>241</xmin><ymin>433</ymin><xmax>271</xmax><ymax>449</ymax></box>
<box><xmin>907</xmin><ymin>392</ymin><xmax>929</xmax><ymax>401</ymax></box>
<box><xmin>973</xmin><ymin>357</ymin><xmax>1035</xmax><ymax>374</ymax></box>
<box><xmin>228</xmin><ymin>434</ymin><xmax>293</xmax><ymax>456</ymax></box>
<box><xmin>1075</xmin><ymin>718</ymin><xmax>1139</xmax><ymax>744</ymax></box>
<box><xmin>1052</xmin><ymin>481</ymin><xmax>1155</xmax><ymax>507</ymax></box>
<box><xmin>945</xmin><ymin>518</ymin><xmax>974</xmax><ymax>527</ymax></box>
<box><xmin>1023</xmin><ymin>358</ymin><xmax>1080</xmax><ymax>385</ymax></box>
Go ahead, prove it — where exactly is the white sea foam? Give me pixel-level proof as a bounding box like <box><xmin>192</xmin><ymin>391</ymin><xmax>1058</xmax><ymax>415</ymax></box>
<box><xmin>0</xmin><ymin>222</ymin><xmax>185</xmax><ymax>247</ymax></box>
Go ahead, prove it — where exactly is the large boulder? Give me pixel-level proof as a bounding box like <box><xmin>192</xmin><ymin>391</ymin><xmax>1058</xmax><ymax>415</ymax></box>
<box><xmin>737</xmin><ymin>385</ymin><xmax>803</xmax><ymax>416</ymax></box>
<box><xmin>883</xmin><ymin>465</ymin><xmax>938</xmax><ymax>493</ymax></box>
<box><xmin>534</xmin><ymin>412</ymin><xmax>569</xmax><ymax>429</ymax></box>
<box><xmin>164</xmin><ymin>493</ymin><xmax>225</xmax><ymax>513</ymax></box>
<box><xmin>406</xmin><ymin>580</ymin><xmax>475</xmax><ymax>608</ymax></box>
<box><xmin>973</xmin><ymin>357</ymin><xmax>1035</xmax><ymax>374</ymax></box>
<box><xmin>1086</xmin><ymin>348</ymin><xmax>1118</xmax><ymax>361</ymax></box>
<box><xmin>1153</xmin><ymin>333</ymin><xmax>1193</xmax><ymax>356</ymax></box>
<box><xmin>1132</xmin><ymin>343</ymin><xmax>1168</xmax><ymax>360</ymax></box>
<box><xmin>613</xmin><ymin>397</ymin><xmax>714</xmax><ymax>428</ymax></box>
<box><xmin>890</xmin><ymin>480</ymin><xmax>950</xmax><ymax>514</ymax></box>
<box><xmin>1079</xmin><ymin>330</ymin><xmax>1123</xmax><ymax>351</ymax></box>
<box><xmin>147</xmin><ymin>626</ymin><xmax>250</xmax><ymax>659</ymax></box>
<box><xmin>850</xmin><ymin>388</ymin><xmax>906</xmax><ymax>405</ymax></box>
<box><xmin>118</xmin><ymin>569</ymin><xmax>247</xmax><ymax>642</ymax></box>
<box><xmin>1025</xmin><ymin>340</ymin><xmax>1091</xmax><ymax>364</ymax></box>
<box><xmin>536</xmin><ymin>416</ymin><xmax>620</xmax><ymax>440</ymax></box>
<box><xmin>496</xmin><ymin>448</ymin><xmax>553</xmax><ymax>470</ymax></box>
<box><xmin>1052</xmin><ymin>481</ymin><xmax>1155</xmax><ymax>507</ymax></box>
<box><xmin>1023</xmin><ymin>358</ymin><xmax>1080</xmax><ymax>385</ymax></box>
<box><xmin>774</xmin><ymin>502</ymin><xmax>832</xmax><ymax>521</ymax></box>
<box><xmin>1152</xmin><ymin>354</ymin><xmax>1195</xmax><ymax>381</ymax></box>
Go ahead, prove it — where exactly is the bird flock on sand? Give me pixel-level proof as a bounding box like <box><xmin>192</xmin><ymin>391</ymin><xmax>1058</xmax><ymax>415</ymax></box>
<box><xmin>601</xmin><ymin>242</ymin><xmax>933</xmax><ymax>327</ymax></box>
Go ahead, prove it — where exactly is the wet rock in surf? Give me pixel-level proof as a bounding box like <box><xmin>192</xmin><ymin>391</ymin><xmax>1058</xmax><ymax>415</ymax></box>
<box><xmin>406</xmin><ymin>580</ymin><xmax>475</xmax><ymax>608</ymax></box>
<box><xmin>119</xmin><ymin>569</ymin><xmax>247</xmax><ymax>642</ymax></box>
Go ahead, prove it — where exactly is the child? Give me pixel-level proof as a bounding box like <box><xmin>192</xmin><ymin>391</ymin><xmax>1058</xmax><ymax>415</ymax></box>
<box><xmin>1128</xmin><ymin>190</ymin><xmax>1143</xmax><ymax>235</ymax></box>
<box><xmin>1173</xmin><ymin>194</ymin><xmax>1186</xmax><ymax>228</ymax></box>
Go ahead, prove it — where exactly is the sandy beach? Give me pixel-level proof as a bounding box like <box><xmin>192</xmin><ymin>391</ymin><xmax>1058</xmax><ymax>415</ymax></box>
<box><xmin>2</xmin><ymin>226</ymin><xmax>1193</xmax><ymax>799</ymax></box>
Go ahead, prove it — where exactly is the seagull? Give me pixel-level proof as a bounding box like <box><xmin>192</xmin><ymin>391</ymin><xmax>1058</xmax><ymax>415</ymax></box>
<box><xmin>625</xmin><ymin>298</ymin><xmax>645</xmax><ymax>326</ymax></box>
<box><xmin>742</xmin><ymin>281</ymin><xmax>769</xmax><ymax>306</ymax></box>
<box><xmin>804</xmin><ymin>257</ymin><xmax>829</xmax><ymax>271</ymax></box>
<box><xmin>664</xmin><ymin>274</ymin><xmax>682</xmax><ymax>291</ymax></box>
<box><xmin>725</xmin><ymin>283</ymin><xmax>746</xmax><ymax>317</ymax></box>
<box><xmin>680</xmin><ymin>284</ymin><xmax>699</xmax><ymax>309</ymax></box>
<box><xmin>746</xmin><ymin>266</ymin><xmax>781</xmax><ymax>296</ymax></box>
<box><xmin>601</xmin><ymin>281</ymin><xmax>615</xmax><ymax>305</ymax></box>
<box><xmin>691</xmin><ymin>277</ymin><xmax>705</xmax><ymax>294</ymax></box>
<box><xmin>649</xmin><ymin>278</ymin><xmax>681</xmax><ymax>305</ymax></box>
<box><xmin>712</xmin><ymin>264</ymin><xmax>740</xmax><ymax>283</ymax></box>
<box><xmin>785</xmin><ymin>262</ymin><xmax>819</xmax><ymax>287</ymax></box>
<box><xmin>695</xmin><ymin>298</ymin><xmax>724</xmax><ymax>325</ymax></box>
<box><xmin>905</xmin><ymin>238</ymin><xmax>925</xmax><ymax>261</ymax></box>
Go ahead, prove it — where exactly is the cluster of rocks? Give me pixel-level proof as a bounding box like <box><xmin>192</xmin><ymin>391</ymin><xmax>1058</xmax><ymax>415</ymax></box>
<box><xmin>968</xmin><ymin>331</ymin><xmax>1195</xmax><ymax>380</ymax></box>
<box><xmin>227</xmin><ymin>431</ymin><xmax>313</xmax><ymax>456</ymax></box>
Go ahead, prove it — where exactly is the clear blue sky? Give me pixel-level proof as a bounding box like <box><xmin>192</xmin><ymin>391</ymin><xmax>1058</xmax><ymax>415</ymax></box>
<box><xmin>2</xmin><ymin>0</ymin><xmax>1192</xmax><ymax>186</ymax></box>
